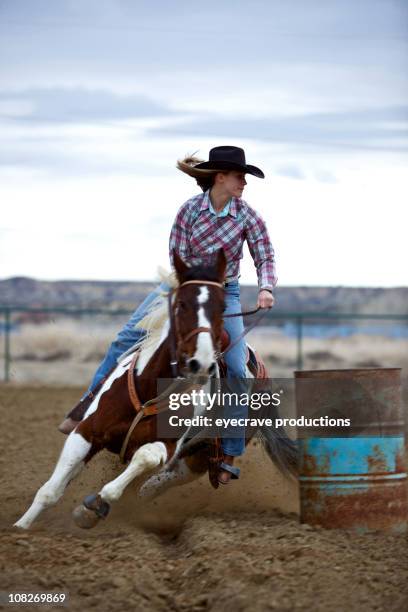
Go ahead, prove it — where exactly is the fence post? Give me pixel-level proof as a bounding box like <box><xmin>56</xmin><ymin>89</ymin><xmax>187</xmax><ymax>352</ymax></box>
<box><xmin>4</xmin><ymin>308</ymin><xmax>11</xmax><ymax>383</ymax></box>
<box><xmin>296</xmin><ymin>315</ymin><xmax>303</xmax><ymax>371</ymax></box>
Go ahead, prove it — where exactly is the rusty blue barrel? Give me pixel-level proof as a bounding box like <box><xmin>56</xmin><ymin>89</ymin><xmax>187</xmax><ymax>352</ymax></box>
<box><xmin>294</xmin><ymin>368</ymin><xmax>407</xmax><ymax>533</ymax></box>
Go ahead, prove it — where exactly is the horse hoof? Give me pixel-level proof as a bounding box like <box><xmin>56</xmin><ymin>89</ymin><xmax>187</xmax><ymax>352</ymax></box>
<box><xmin>72</xmin><ymin>493</ymin><xmax>110</xmax><ymax>529</ymax></box>
<box><xmin>72</xmin><ymin>504</ymin><xmax>101</xmax><ymax>529</ymax></box>
<box><xmin>83</xmin><ymin>493</ymin><xmax>110</xmax><ymax>517</ymax></box>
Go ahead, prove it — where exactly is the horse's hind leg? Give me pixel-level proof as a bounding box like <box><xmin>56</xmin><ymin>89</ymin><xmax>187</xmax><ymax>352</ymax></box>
<box><xmin>14</xmin><ymin>432</ymin><xmax>92</xmax><ymax>530</ymax></box>
<box><xmin>138</xmin><ymin>455</ymin><xmax>205</xmax><ymax>501</ymax></box>
<box><xmin>73</xmin><ymin>441</ymin><xmax>168</xmax><ymax>528</ymax></box>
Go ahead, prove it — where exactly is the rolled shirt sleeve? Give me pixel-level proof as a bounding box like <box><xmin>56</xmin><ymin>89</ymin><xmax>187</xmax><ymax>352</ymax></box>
<box><xmin>245</xmin><ymin>208</ymin><xmax>278</xmax><ymax>291</ymax></box>
<box><xmin>169</xmin><ymin>202</ymin><xmax>191</xmax><ymax>268</ymax></box>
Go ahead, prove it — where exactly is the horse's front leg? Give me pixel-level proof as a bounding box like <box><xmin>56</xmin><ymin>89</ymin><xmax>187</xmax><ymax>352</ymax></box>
<box><xmin>14</xmin><ymin>432</ymin><xmax>93</xmax><ymax>530</ymax></box>
<box><xmin>73</xmin><ymin>441</ymin><xmax>168</xmax><ymax>529</ymax></box>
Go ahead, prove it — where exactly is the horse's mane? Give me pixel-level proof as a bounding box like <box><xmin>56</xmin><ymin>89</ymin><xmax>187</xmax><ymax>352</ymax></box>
<box><xmin>118</xmin><ymin>260</ymin><xmax>221</xmax><ymax>372</ymax></box>
<box><xmin>117</xmin><ymin>267</ymin><xmax>178</xmax><ymax>370</ymax></box>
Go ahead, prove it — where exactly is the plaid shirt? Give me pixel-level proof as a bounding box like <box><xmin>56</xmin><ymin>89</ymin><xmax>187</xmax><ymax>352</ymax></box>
<box><xmin>169</xmin><ymin>190</ymin><xmax>277</xmax><ymax>291</ymax></box>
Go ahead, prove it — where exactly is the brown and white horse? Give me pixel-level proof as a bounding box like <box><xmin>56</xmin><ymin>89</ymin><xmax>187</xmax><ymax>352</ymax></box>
<box><xmin>14</xmin><ymin>249</ymin><xmax>297</xmax><ymax>530</ymax></box>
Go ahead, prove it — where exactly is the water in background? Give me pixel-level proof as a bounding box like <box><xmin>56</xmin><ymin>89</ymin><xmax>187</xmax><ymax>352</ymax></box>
<box><xmin>257</xmin><ymin>322</ymin><xmax>408</xmax><ymax>339</ymax></box>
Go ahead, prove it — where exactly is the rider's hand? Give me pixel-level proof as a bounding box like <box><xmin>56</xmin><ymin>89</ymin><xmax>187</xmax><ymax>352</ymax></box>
<box><xmin>257</xmin><ymin>289</ymin><xmax>275</xmax><ymax>309</ymax></box>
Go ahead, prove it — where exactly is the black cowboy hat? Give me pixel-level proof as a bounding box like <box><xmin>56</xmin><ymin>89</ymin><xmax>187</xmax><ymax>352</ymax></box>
<box><xmin>194</xmin><ymin>146</ymin><xmax>265</xmax><ymax>179</ymax></box>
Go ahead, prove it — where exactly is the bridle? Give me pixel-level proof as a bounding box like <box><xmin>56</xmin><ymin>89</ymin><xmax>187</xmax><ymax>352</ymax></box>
<box><xmin>167</xmin><ymin>280</ymin><xmax>223</xmax><ymax>377</ymax></box>
<box><xmin>167</xmin><ymin>279</ymin><xmax>270</xmax><ymax>378</ymax></box>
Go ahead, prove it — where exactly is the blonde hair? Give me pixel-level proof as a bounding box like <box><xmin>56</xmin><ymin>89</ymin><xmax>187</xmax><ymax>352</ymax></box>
<box><xmin>177</xmin><ymin>153</ymin><xmax>223</xmax><ymax>192</ymax></box>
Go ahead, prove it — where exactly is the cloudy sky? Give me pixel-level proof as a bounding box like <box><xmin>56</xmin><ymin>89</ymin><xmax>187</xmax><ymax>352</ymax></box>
<box><xmin>0</xmin><ymin>0</ymin><xmax>407</xmax><ymax>286</ymax></box>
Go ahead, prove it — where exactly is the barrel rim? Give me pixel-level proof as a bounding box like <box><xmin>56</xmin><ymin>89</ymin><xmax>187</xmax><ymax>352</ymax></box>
<box><xmin>294</xmin><ymin>367</ymin><xmax>402</xmax><ymax>376</ymax></box>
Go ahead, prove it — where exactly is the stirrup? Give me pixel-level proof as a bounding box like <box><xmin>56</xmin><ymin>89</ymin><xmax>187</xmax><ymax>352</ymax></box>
<box><xmin>218</xmin><ymin>462</ymin><xmax>240</xmax><ymax>479</ymax></box>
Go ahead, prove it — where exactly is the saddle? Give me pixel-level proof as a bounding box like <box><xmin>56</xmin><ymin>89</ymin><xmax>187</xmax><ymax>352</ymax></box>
<box><xmin>124</xmin><ymin>330</ymin><xmax>269</xmax><ymax>488</ymax></box>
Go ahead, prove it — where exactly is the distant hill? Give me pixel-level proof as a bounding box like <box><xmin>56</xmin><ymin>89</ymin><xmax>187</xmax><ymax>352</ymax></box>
<box><xmin>1</xmin><ymin>277</ymin><xmax>407</xmax><ymax>315</ymax></box>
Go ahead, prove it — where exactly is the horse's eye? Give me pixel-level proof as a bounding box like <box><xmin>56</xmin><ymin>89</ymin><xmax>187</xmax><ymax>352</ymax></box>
<box><xmin>177</xmin><ymin>301</ymin><xmax>187</xmax><ymax>312</ymax></box>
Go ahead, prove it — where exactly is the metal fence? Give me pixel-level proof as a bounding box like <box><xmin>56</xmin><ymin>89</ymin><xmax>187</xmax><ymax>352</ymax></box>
<box><xmin>1</xmin><ymin>306</ymin><xmax>408</xmax><ymax>383</ymax></box>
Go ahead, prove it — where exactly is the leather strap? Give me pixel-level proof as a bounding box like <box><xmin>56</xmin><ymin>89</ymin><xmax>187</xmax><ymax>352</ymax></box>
<box><xmin>122</xmin><ymin>350</ymin><xmax>158</xmax><ymax>463</ymax></box>
<box><xmin>123</xmin><ymin>347</ymin><xmax>204</xmax><ymax>462</ymax></box>
<box><xmin>224</xmin><ymin>306</ymin><xmax>263</xmax><ymax>318</ymax></box>
<box><xmin>180</xmin><ymin>280</ymin><xmax>224</xmax><ymax>289</ymax></box>
<box><xmin>127</xmin><ymin>350</ymin><xmax>161</xmax><ymax>416</ymax></box>
<box><xmin>218</xmin><ymin>307</ymin><xmax>270</xmax><ymax>358</ymax></box>
<box><xmin>181</xmin><ymin>326</ymin><xmax>214</xmax><ymax>345</ymax></box>
<box><xmin>127</xmin><ymin>350</ymin><xmax>142</xmax><ymax>413</ymax></box>
<box><xmin>120</xmin><ymin>410</ymin><xmax>145</xmax><ymax>464</ymax></box>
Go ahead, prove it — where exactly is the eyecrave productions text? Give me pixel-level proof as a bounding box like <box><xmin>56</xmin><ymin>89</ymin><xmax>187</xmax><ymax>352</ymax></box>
<box><xmin>167</xmin><ymin>415</ymin><xmax>351</xmax><ymax>429</ymax></box>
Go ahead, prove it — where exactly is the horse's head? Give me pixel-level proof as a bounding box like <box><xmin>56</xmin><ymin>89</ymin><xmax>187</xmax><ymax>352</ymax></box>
<box><xmin>171</xmin><ymin>248</ymin><xmax>227</xmax><ymax>376</ymax></box>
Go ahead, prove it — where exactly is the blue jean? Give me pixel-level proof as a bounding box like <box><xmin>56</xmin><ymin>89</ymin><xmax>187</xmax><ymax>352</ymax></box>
<box><xmin>220</xmin><ymin>281</ymin><xmax>248</xmax><ymax>456</ymax></box>
<box><xmin>85</xmin><ymin>280</ymin><xmax>248</xmax><ymax>457</ymax></box>
<box><xmin>85</xmin><ymin>281</ymin><xmax>171</xmax><ymax>394</ymax></box>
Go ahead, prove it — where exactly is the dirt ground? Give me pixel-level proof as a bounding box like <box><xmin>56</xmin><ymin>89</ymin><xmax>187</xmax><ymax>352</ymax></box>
<box><xmin>0</xmin><ymin>386</ymin><xmax>407</xmax><ymax>612</ymax></box>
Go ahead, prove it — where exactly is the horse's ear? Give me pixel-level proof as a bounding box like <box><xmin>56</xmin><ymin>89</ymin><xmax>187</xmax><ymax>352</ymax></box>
<box><xmin>215</xmin><ymin>248</ymin><xmax>227</xmax><ymax>282</ymax></box>
<box><xmin>172</xmin><ymin>248</ymin><xmax>189</xmax><ymax>280</ymax></box>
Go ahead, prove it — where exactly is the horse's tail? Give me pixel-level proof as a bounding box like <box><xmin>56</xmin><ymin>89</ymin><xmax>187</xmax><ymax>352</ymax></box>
<box><xmin>257</xmin><ymin>422</ymin><xmax>298</xmax><ymax>479</ymax></box>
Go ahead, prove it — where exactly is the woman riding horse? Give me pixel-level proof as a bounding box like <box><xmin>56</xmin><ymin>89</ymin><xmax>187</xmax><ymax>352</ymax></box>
<box><xmin>58</xmin><ymin>145</ymin><xmax>277</xmax><ymax>484</ymax></box>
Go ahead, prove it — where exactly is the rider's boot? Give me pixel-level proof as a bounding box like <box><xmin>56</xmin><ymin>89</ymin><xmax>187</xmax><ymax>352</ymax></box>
<box><xmin>58</xmin><ymin>378</ymin><xmax>106</xmax><ymax>435</ymax></box>
<box><xmin>218</xmin><ymin>454</ymin><xmax>241</xmax><ymax>484</ymax></box>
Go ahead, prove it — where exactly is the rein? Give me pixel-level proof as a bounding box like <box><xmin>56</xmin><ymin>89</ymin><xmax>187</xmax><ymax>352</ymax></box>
<box><xmin>218</xmin><ymin>307</ymin><xmax>269</xmax><ymax>358</ymax></box>
<box><xmin>120</xmin><ymin>277</ymin><xmax>270</xmax><ymax>463</ymax></box>
<box><xmin>168</xmin><ymin>279</ymin><xmax>271</xmax><ymax>373</ymax></box>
